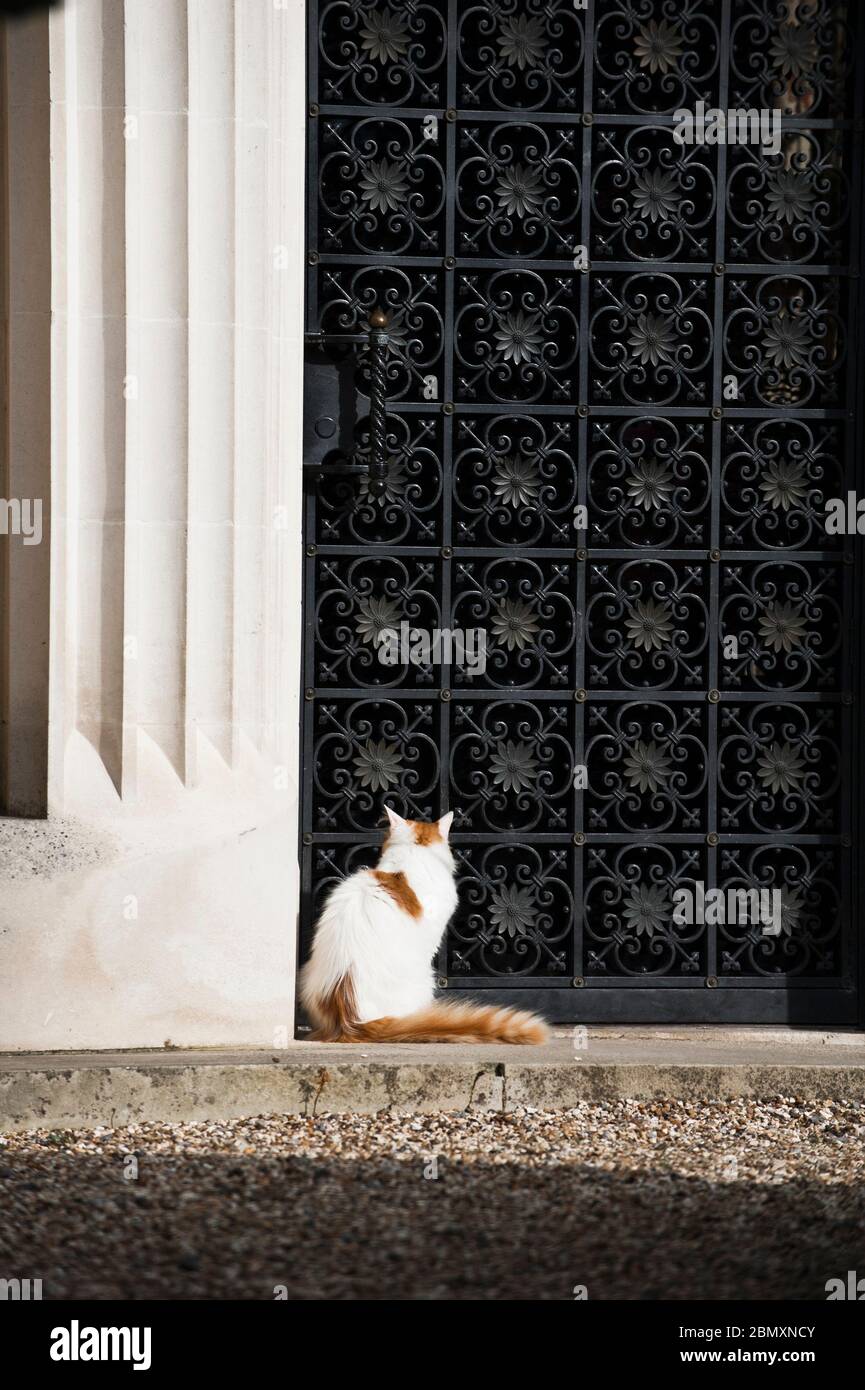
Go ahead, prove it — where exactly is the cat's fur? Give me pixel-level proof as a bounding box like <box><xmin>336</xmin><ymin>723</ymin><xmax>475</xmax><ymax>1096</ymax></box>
<box><xmin>300</xmin><ymin>807</ymin><xmax>549</xmax><ymax>1044</ymax></box>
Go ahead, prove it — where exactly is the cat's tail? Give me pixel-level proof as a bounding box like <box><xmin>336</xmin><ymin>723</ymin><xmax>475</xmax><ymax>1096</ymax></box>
<box><xmin>309</xmin><ymin>976</ymin><xmax>549</xmax><ymax>1045</ymax></box>
<box><xmin>356</xmin><ymin>1000</ymin><xmax>550</xmax><ymax>1045</ymax></box>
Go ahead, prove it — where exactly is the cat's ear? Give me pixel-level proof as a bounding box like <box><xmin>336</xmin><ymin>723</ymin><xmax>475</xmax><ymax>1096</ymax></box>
<box><xmin>437</xmin><ymin>811</ymin><xmax>454</xmax><ymax>839</ymax></box>
<box><xmin>384</xmin><ymin>805</ymin><xmax>408</xmax><ymax>832</ymax></box>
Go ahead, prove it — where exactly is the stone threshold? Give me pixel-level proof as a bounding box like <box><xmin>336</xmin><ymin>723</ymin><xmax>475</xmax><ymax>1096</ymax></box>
<box><xmin>1</xmin><ymin>1028</ymin><xmax>864</xmax><ymax>1132</ymax></box>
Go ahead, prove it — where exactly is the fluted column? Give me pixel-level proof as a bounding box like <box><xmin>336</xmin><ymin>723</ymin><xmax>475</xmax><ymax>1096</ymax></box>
<box><xmin>0</xmin><ymin>0</ymin><xmax>306</xmax><ymax>1050</ymax></box>
<box><xmin>48</xmin><ymin>0</ymin><xmax>303</xmax><ymax>806</ymax></box>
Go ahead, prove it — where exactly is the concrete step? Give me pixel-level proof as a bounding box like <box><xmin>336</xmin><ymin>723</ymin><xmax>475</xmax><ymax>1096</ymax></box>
<box><xmin>2</xmin><ymin>1028</ymin><xmax>864</xmax><ymax>1132</ymax></box>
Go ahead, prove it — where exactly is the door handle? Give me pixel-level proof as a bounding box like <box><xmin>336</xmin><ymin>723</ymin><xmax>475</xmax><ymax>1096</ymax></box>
<box><xmin>303</xmin><ymin>308</ymin><xmax>390</xmax><ymax>496</ymax></box>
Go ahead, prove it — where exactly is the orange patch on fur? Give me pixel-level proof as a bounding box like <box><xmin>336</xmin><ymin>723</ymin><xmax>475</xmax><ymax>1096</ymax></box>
<box><xmin>372</xmin><ymin>869</ymin><xmax>422</xmax><ymax>917</ymax></box>
<box><xmin>408</xmin><ymin>819</ymin><xmax>442</xmax><ymax>845</ymax></box>
<box><xmin>311</xmin><ymin>973</ymin><xmax>360</xmax><ymax>1041</ymax></box>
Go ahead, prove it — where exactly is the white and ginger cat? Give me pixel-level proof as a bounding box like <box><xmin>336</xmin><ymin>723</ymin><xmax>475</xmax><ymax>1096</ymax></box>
<box><xmin>300</xmin><ymin>806</ymin><xmax>549</xmax><ymax>1044</ymax></box>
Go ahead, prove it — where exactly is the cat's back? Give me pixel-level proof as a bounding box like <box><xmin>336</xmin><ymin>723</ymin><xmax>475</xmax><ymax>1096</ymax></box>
<box><xmin>305</xmin><ymin>862</ymin><xmax>423</xmax><ymax>989</ymax></box>
<box><xmin>315</xmin><ymin>863</ymin><xmax>413</xmax><ymax>940</ymax></box>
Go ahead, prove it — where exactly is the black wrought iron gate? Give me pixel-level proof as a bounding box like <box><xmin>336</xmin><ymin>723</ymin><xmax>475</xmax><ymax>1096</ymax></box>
<box><xmin>300</xmin><ymin>0</ymin><xmax>864</xmax><ymax>1025</ymax></box>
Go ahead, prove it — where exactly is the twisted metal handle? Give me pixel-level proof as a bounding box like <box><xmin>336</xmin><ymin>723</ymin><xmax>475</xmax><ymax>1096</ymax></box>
<box><xmin>366</xmin><ymin>307</ymin><xmax>389</xmax><ymax>498</ymax></box>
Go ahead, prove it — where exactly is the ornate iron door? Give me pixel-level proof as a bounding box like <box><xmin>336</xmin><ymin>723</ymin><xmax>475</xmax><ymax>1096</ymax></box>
<box><xmin>301</xmin><ymin>0</ymin><xmax>864</xmax><ymax>1025</ymax></box>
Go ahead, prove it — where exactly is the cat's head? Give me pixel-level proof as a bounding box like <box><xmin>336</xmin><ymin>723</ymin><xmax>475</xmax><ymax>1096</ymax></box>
<box><xmin>383</xmin><ymin>806</ymin><xmax>455</xmax><ymax>870</ymax></box>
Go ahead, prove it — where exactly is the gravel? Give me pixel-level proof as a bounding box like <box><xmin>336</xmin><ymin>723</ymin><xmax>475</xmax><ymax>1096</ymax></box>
<box><xmin>1</xmin><ymin>1098</ymin><xmax>863</xmax><ymax>1300</ymax></box>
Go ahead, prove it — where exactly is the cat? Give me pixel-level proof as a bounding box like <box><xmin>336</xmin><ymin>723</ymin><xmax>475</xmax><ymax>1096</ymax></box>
<box><xmin>300</xmin><ymin>806</ymin><xmax>550</xmax><ymax>1044</ymax></box>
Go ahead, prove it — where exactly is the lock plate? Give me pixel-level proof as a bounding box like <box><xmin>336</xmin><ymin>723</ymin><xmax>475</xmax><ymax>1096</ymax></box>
<box><xmin>302</xmin><ymin>341</ymin><xmax>361</xmax><ymax>473</ymax></box>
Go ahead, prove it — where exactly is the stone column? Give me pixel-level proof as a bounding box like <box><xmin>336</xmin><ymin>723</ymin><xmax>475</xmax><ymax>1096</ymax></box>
<box><xmin>0</xmin><ymin>0</ymin><xmax>306</xmax><ymax>1049</ymax></box>
<box><xmin>0</xmin><ymin>9</ymin><xmax>52</xmax><ymax>817</ymax></box>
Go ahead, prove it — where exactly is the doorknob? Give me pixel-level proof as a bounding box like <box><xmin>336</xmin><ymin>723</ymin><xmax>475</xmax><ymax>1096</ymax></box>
<box><xmin>303</xmin><ymin>307</ymin><xmax>391</xmax><ymax>495</ymax></box>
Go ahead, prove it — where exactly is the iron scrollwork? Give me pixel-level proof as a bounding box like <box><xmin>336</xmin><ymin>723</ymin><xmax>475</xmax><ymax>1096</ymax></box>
<box><xmin>303</xmin><ymin>0</ymin><xmax>860</xmax><ymax>1018</ymax></box>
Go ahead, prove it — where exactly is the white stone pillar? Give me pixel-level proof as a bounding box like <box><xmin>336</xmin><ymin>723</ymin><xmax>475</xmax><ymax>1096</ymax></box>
<box><xmin>0</xmin><ymin>0</ymin><xmax>306</xmax><ymax>1049</ymax></box>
